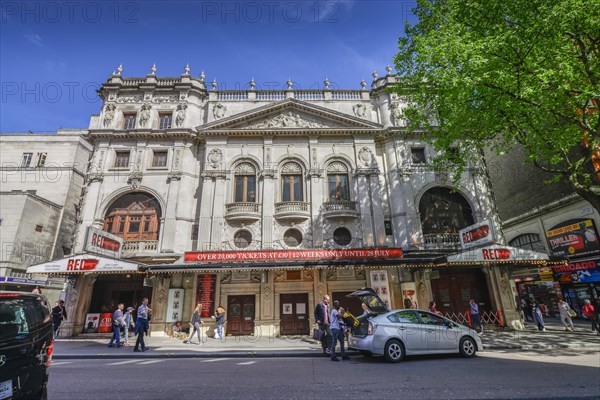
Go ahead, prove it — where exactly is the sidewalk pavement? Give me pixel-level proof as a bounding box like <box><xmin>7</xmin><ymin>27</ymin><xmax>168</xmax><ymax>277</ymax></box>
<box><xmin>52</xmin><ymin>319</ymin><xmax>600</xmax><ymax>360</ymax></box>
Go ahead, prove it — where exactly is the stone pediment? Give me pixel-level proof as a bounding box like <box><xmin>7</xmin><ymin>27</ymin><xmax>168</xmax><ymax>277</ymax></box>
<box><xmin>198</xmin><ymin>98</ymin><xmax>382</xmax><ymax>133</ymax></box>
<box><xmin>241</xmin><ymin>111</ymin><xmax>339</xmax><ymax>129</ymax></box>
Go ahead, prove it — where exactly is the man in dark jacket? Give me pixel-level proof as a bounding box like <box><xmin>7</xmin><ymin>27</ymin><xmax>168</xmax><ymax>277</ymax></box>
<box><xmin>314</xmin><ymin>294</ymin><xmax>331</xmax><ymax>355</ymax></box>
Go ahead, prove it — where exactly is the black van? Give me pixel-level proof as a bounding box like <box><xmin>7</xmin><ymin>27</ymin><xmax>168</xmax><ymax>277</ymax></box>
<box><xmin>0</xmin><ymin>292</ymin><xmax>54</xmax><ymax>400</ymax></box>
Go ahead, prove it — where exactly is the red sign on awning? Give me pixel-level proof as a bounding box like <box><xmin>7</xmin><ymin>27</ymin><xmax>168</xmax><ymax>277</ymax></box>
<box><xmin>184</xmin><ymin>248</ymin><xmax>403</xmax><ymax>263</ymax></box>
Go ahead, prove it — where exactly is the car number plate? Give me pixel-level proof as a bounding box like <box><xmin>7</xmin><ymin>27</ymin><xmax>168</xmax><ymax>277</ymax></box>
<box><xmin>0</xmin><ymin>380</ymin><xmax>13</xmax><ymax>400</ymax></box>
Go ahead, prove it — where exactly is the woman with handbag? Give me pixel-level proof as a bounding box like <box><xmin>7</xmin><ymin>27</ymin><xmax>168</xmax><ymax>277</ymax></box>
<box><xmin>187</xmin><ymin>302</ymin><xmax>204</xmax><ymax>345</ymax></box>
<box><xmin>212</xmin><ymin>306</ymin><xmax>226</xmax><ymax>340</ymax></box>
<box><xmin>558</xmin><ymin>299</ymin><xmax>575</xmax><ymax>332</ymax></box>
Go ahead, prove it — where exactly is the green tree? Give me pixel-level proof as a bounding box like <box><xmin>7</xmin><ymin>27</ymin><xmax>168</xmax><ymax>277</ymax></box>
<box><xmin>393</xmin><ymin>0</ymin><xmax>600</xmax><ymax>211</ymax></box>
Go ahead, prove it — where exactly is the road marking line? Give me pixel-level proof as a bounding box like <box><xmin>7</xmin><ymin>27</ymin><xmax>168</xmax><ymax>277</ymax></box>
<box><xmin>201</xmin><ymin>358</ymin><xmax>230</xmax><ymax>362</ymax></box>
<box><xmin>237</xmin><ymin>361</ymin><xmax>256</xmax><ymax>365</ymax></box>
<box><xmin>51</xmin><ymin>361</ymin><xmax>72</xmax><ymax>365</ymax></box>
<box><xmin>137</xmin><ymin>360</ymin><xmax>163</xmax><ymax>365</ymax></box>
<box><xmin>106</xmin><ymin>360</ymin><xmax>142</xmax><ymax>365</ymax></box>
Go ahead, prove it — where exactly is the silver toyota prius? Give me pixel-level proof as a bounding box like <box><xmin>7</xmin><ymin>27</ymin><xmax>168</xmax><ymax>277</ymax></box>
<box><xmin>347</xmin><ymin>288</ymin><xmax>483</xmax><ymax>363</ymax></box>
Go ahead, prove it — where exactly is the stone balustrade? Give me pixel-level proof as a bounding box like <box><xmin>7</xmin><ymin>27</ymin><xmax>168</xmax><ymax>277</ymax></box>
<box><xmin>121</xmin><ymin>240</ymin><xmax>159</xmax><ymax>256</ymax></box>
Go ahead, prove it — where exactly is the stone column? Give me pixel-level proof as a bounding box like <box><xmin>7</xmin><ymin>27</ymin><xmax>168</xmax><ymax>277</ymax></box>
<box><xmin>308</xmin><ymin>139</ymin><xmax>323</xmax><ymax>247</ymax></box>
<box><xmin>486</xmin><ymin>267</ymin><xmax>519</xmax><ymax>328</ymax></box>
<box><xmin>369</xmin><ymin>173</ymin><xmax>386</xmax><ymax>247</ymax></box>
<box><xmin>160</xmin><ymin>173</ymin><xmax>182</xmax><ymax>252</ymax></box>
<box><xmin>198</xmin><ymin>175</ymin><xmax>216</xmax><ymax>250</ymax></box>
<box><xmin>67</xmin><ymin>274</ymin><xmax>97</xmax><ymax>336</ymax></box>
<box><xmin>356</xmin><ymin>172</ymin><xmax>375</xmax><ymax>246</ymax></box>
<box><xmin>150</xmin><ymin>275</ymin><xmax>171</xmax><ymax>336</ymax></box>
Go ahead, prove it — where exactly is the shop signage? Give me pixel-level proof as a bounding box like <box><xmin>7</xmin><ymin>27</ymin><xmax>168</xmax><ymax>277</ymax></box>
<box><xmin>26</xmin><ymin>254</ymin><xmax>140</xmax><ymax>274</ymax></box>
<box><xmin>85</xmin><ymin>227</ymin><xmax>123</xmax><ymax>258</ymax></box>
<box><xmin>553</xmin><ymin>258</ymin><xmax>600</xmax><ymax>284</ymax></box>
<box><xmin>0</xmin><ymin>277</ymin><xmax>48</xmax><ymax>286</ymax></box>
<box><xmin>166</xmin><ymin>288</ymin><xmax>185</xmax><ymax>323</ymax></box>
<box><xmin>545</xmin><ymin>219</ymin><xmax>600</xmax><ymax>258</ymax></box>
<box><xmin>98</xmin><ymin>312</ymin><xmax>113</xmax><ymax>333</ymax></box>
<box><xmin>184</xmin><ymin>248</ymin><xmax>403</xmax><ymax>264</ymax></box>
<box><xmin>447</xmin><ymin>245</ymin><xmax>549</xmax><ymax>263</ymax></box>
<box><xmin>459</xmin><ymin>220</ymin><xmax>495</xmax><ymax>250</ymax></box>
<box><xmin>84</xmin><ymin>313</ymin><xmax>100</xmax><ymax>333</ymax></box>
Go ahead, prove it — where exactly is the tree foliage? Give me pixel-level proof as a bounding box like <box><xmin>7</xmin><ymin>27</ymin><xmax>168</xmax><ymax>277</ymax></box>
<box><xmin>393</xmin><ymin>0</ymin><xmax>600</xmax><ymax>211</ymax></box>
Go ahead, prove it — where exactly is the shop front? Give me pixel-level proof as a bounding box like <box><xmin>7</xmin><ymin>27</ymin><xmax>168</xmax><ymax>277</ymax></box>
<box><xmin>553</xmin><ymin>258</ymin><xmax>600</xmax><ymax>316</ymax></box>
<box><xmin>26</xmin><ymin>253</ymin><xmax>146</xmax><ymax>335</ymax></box>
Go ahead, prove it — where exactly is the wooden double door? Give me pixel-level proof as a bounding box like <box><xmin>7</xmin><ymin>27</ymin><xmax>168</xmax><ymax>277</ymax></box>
<box><xmin>279</xmin><ymin>293</ymin><xmax>309</xmax><ymax>336</ymax></box>
<box><xmin>227</xmin><ymin>295</ymin><xmax>255</xmax><ymax>336</ymax></box>
<box><xmin>430</xmin><ymin>269</ymin><xmax>491</xmax><ymax>315</ymax></box>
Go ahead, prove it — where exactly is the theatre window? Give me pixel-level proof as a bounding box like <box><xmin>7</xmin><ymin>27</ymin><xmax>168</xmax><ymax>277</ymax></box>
<box><xmin>509</xmin><ymin>233</ymin><xmax>546</xmax><ymax>252</ymax></box>
<box><xmin>419</xmin><ymin>187</ymin><xmax>473</xmax><ymax>235</ymax></box>
<box><xmin>103</xmin><ymin>193</ymin><xmax>162</xmax><ymax>241</ymax></box>
<box><xmin>281</xmin><ymin>162</ymin><xmax>304</xmax><ymax>202</ymax></box>
<box><xmin>327</xmin><ymin>161</ymin><xmax>350</xmax><ymax>201</ymax></box>
<box><xmin>234</xmin><ymin>162</ymin><xmax>257</xmax><ymax>203</ymax></box>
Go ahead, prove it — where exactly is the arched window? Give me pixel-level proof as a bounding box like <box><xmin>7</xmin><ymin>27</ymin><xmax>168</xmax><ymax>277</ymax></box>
<box><xmin>234</xmin><ymin>162</ymin><xmax>257</xmax><ymax>203</ymax></box>
<box><xmin>281</xmin><ymin>162</ymin><xmax>303</xmax><ymax>202</ymax></box>
<box><xmin>103</xmin><ymin>193</ymin><xmax>161</xmax><ymax>241</ymax></box>
<box><xmin>509</xmin><ymin>233</ymin><xmax>546</xmax><ymax>252</ymax></box>
<box><xmin>419</xmin><ymin>187</ymin><xmax>473</xmax><ymax>234</ymax></box>
<box><xmin>327</xmin><ymin>161</ymin><xmax>350</xmax><ymax>201</ymax></box>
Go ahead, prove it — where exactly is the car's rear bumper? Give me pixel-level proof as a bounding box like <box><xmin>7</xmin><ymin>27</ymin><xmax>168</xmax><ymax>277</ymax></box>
<box><xmin>348</xmin><ymin>335</ymin><xmax>375</xmax><ymax>352</ymax></box>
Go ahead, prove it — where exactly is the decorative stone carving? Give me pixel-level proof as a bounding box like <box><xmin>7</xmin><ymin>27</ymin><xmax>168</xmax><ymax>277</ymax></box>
<box><xmin>281</xmin><ymin>162</ymin><xmax>302</xmax><ymax>174</ymax></box>
<box><xmin>157</xmin><ymin>288</ymin><xmax>166</xmax><ymax>303</ymax></box>
<box><xmin>116</xmin><ymin>94</ymin><xmax>143</xmax><ymax>103</ymax></box>
<box><xmin>213</xmin><ymin>103</ymin><xmax>227</xmax><ymax>119</ymax></box>
<box><xmin>88</xmin><ymin>172</ymin><xmax>104</xmax><ymax>183</ymax></box>
<box><xmin>234</xmin><ymin>162</ymin><xmax>256</xmax><ymax>175</ymax></box>
<box><xmin>220</xmin><ymin>271</ymin><xmax>232</xmax><ymax>284</ymax></box>
<box><xmin>167</xmin><ymin>171</ymin><xmax>182</xmax><ymax>181</ymax></box>
<box><xmin>242</xmin><ymin>112</ymin><xmax>338</xmax><ymax>129</ymax></box>
<box><xmin>173</xmin><ymin>149</ymin><xmax>181</xmax><ymax>169</ymax></box>
<box><xmin>152</xmin><ymin>94</ymin><xmax>178</xmax><ymax>103</ymax></box>
<box><xmin>327</xmin><ymin>161</ymin><xmax>348</xmax><ymax>173</ymax></box>
<box><xmin>326</xmin><ymin>269</ymin><xmax>337</xmax><ymax>281</ymax></box>
<box><xmin>103</xmin><ymin>104</ymin><xmax>116</xmax><ymax>127</ymax></box>
<box><xmin>274</xmin><ymin>271</ymin><xmax>286</xmax><ymax>282</ymax></box>
<box><xmin>263</xmin><ymin>285</ymin><xmax>271</xmax><ymax>299</ymax></box>
<box><xmin>302</xmin><ymin>270</ymin><xmax>314</xmax><ymax>281</ymax></box>
<box><xmin>179</xmin><ymin>92</ymin><xmax>188</xmax><ymax>100</ymax></box>
<box><xmin>139</xmin><ymin>103</ymin><xmax>152</xmax><ymax>127</ymax></box>
<box><xmin>358</xmin><ymin>147</ymin><xmax>374</xmax><ymax>167</ymax></box>
<box><xmin>175</xmin><ymin>103</ymin><xmax>187</xmax><ymax>127</ymax></box>
<box><xmin>128</xmin><ymin>171</ymin><xmax>143</xmax><ymax>189</ymax></box>
<box><xmin>250</xmin><ymin>272</ymin><xmax>262</xmax><ymax>283</ymax></box>
<box><xmin>355</xmin><ymin>269</ymin><xmax>366</xmax><ymax>280</ymax></box>
<box><xmin>352</xmin><ymin>103</ymin><xmax>367</xmax><ymax>118</ymax></box>
<box><xmin>207</xmin><ymin>149</ymin><xmax>223</xmax><ymax>169</ymax></box>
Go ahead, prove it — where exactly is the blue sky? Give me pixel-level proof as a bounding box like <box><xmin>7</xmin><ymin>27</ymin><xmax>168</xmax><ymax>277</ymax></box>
<box><xmin>1</xmin><ymin>0</ymin><xmax>417</xmax><ymax>131</ymax></box>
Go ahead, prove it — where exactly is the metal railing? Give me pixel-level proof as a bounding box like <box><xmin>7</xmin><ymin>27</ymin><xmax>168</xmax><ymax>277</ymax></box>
<box><xmin>422</xmin><ymin>233</ymin><xmax>460</xmax><ymax>248</ymax></box>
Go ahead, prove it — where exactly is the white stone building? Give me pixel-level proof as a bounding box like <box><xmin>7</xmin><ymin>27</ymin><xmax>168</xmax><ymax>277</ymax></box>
<box><xmin>28</xmin><ymin>65</ymin><xmax>535</xmax><ymax>337</ymax></box>
<box><xmin>0</xmin><ymin>132</ymin><xmax>92</xmax><ymax>301</ymax></box>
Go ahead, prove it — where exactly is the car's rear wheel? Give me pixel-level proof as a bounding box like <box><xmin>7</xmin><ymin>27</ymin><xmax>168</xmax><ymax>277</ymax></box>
<box><xmin>459</xmin><ymin>336</ymin><xmax>477</xmax><ymax>358</ymax></box>
<box><xmin>384</xmin><ymin>339</ymin><xmax>404</xmax><ymax>363</ymax></box>
<box><xmin>359</xmin><ymin>350</ymin><xmax>373</xmax><ymax>357</ymax></box>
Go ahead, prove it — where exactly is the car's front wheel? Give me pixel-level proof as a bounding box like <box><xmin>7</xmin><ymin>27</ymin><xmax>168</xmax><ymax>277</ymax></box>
<box><xmin>459</xmin><ymin>336</ymin><xmax>477</xmax><ymax>358</ymax></box>
<box><xmin>384</xmin><ymin>339</ymin><xmax>404</xmax><ymax>363</ymax></box>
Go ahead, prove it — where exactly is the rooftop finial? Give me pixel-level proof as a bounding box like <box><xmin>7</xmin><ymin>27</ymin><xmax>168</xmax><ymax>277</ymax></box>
<box><xmin>211</xmin><ymin>78</ymin><xmax>218</xmax><ymax>90</ymax></box>
<box><xmin>200</xmin><ymin>71</ymin><xmax>206</xmax><ymax>81</ymax></box>
<box><xmin>324</xmin><ymin>77</ymin><xmax>330</xmax><ymax>89</ymax></box>
<box><xmin>116</xmin><ymin>64</ymin><xmax>123</xmax><ymax>75</ymax></box>
<box><xmin>184</xmin><ymin>64</ymin><xmax>190</xmax><ymax>75</ymax></box>
<box><xmin>249</xmin><ymin>78</ymin><xmax>256</xmax><ymax>89</ymax></box>
<box><xmin>360</xmin><ymin>78</ymin><xmax>367</xmax><ymax>89</ymax></box>
<box><xmin>372</xmin><ymin>70</ymin><xmax>378</xmax><ymax>79</ymax></box>
<box><xmin>150</xmin><ymin>63</ymin><xmax>157</xmax><ymax>75</ymax></box>
<box><xmin>386</xmin><ymin>64</ymin><xmax>393</xmax><ymax>74</ymax></box>
<box><xmin>286</xmin><ymin>78</ymin><xmax>293</xmax><ymax>89</ymax></box>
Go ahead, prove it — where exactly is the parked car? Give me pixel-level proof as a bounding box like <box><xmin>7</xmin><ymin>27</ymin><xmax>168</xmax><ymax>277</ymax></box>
<box><xmin>346</xmin><ymin>288</ymin><xmax>483</xmax><ymax>363</ymax></box>
<box><xmin>0</xmin><ymin>292</ymin><xmax>54</xmax><ymax>399</ymax></box>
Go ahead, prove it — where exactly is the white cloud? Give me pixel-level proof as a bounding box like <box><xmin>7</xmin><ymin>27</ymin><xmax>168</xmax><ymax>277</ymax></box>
<box><xmin>25</xmin><ymin>34</ymin><xmax>43</xmax><ymax>47</ymax></box>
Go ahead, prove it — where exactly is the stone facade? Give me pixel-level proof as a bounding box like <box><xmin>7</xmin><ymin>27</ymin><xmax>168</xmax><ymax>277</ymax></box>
<box><xmin>0</xmin><ymin>132</ymin><xmax>92</xmax><ymax>301</ymax></box>
<box><xmin>28</xmin><ymin>66</ymin><xmax>519</xmax><ymax>337</ymax></box>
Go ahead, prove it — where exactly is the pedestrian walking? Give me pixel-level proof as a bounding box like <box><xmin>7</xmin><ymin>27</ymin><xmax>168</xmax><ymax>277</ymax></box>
<box><xmin>108</xmin><ymin>303</ymin><xmax>124</xmax><ymax>348</ymax></box>
<box><xmin>134</xmin><ymin>298</ymin><xmax>151</xmax><ymax>352</ymax></box>
<box><xmin>51</xmin><ymin>301</ymin><xmax>63</xmax><ymax>339</ymax></box>
<box><xmin>187</xmin><ymin>302</ymin><xmax>204</xmax><ymax>344</ymax></box>
<box><xmin>212</xmin><ymin>305</ymin><xmax>226</xmax><ymax>340</ymax></box>
<box><xmin>329</xmin><ymin>301</ymin><xmax>348</xmax><ymax>361</ymax></box>
<box><xmin>57</xmin><ymin>300</ymin><xmax>67</xmax><ymax>338</ymax></box>
<box><xmin>558</xmin><ymin>299</ymin><xmax>575</xmax><ymax>332</ymax></box>
<box><xmin>532</xmin><ymin>302</ymin><xmax>546</xmax><ymax>332</ymax></box>
<box><xmin>469</xmin><ymin>298</ymin><xmax>483</xmax><ymax>334</ymax></box>
<box><xmin>581</xmin><ymin>299</ymin><xmax>600</xmax><ymax>335</ymax></box>
<box><xmin>522</xmin><ymin>298</ymin><xmax>533</xmax><ymax>322</ymax></box>
<box><xmin>122</xmin><ymin>306</ymin><xmax>135</xmax><ymax>345</ymax></box>
<box><xmin>314</xmin><ymin>294</ymin><xmax>332</xmax><ymax>355</ymax></box>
